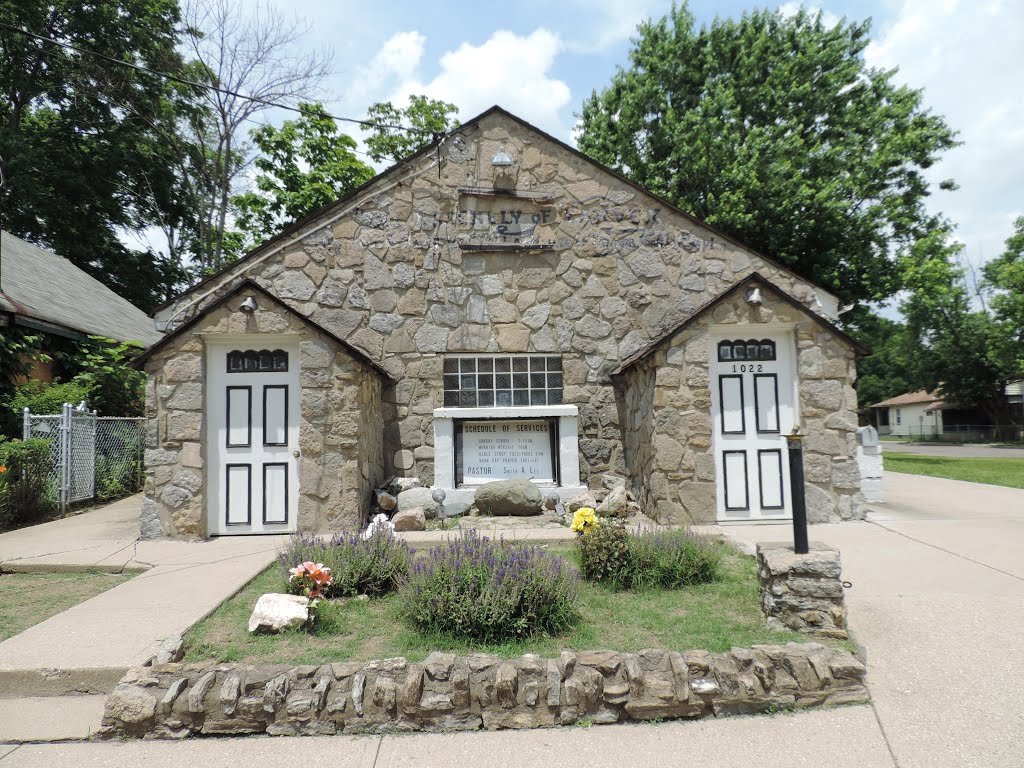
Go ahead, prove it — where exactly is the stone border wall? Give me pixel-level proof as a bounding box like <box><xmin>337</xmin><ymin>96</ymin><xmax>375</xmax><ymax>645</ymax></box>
<box><xmin>100</xmin><ymin>643</ymin><xmax>866</xmax><ymax>738</ymax></box>
<box><xmin>757</xmin><ymin>543</ymin><xmax>849</xmax><ymax>639</ymax></box>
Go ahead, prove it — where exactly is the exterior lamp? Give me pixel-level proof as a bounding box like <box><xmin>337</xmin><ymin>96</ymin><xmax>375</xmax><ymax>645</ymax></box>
<box><xmin>491</xmin><ymin>146</ymin><xmax>514</xmax><ymax>167</ymax></box>
<box><xmin>785</xmin><ymin>427</ymin><xmax>809</xmax><ymax>554</ymax></box>
<box><xmin>238</xmin><ymin>297</ymin><xmax>258</xmax><ymax>313</ymax></box>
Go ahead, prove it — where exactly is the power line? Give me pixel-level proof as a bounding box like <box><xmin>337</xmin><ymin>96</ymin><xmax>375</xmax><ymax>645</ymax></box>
<box><xmin>0</xmin><ymin>20</ymin><xmax>433</xmax><ymax>136</ymax></box>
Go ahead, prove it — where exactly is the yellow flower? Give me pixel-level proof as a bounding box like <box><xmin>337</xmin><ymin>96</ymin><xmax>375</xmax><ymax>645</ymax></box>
<box><xmin>571</xmin><ymin>507</ymin><xmax>599</xmax><ymax>535</ymax></box>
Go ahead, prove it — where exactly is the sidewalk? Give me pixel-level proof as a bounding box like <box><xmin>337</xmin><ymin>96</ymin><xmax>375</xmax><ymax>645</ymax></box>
<box><xmin>0</xmin><ymin>495</ymin><xmax>285</xmax><ymax>698</ymax></box>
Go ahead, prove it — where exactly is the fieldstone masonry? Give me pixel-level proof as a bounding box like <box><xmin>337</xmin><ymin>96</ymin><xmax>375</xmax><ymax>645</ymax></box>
<box><xmin>142</xmin><ymin>286</ymin><xmax>385</xmax><ymax>537</ymax></box>
<box><xmin>757</xmin><ymin>543</ymin><xmax>849</xmax><ymax>639</ymax></box>
<box><xmin>146</xmin><ymin>107</ymin><xmax>865</xmax><ymax>534</ymax></box>
<box><xmin>100</xmin><ymin>643</ymin><xmax>867</xmax><ymax>738</ymax></box>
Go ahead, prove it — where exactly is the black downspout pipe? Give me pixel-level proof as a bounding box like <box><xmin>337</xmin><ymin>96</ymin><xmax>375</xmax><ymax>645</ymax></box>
<box><xmin>786</xmin><ymin>433</ymin><xmax>809</xmax><ymax>555</ymax></box>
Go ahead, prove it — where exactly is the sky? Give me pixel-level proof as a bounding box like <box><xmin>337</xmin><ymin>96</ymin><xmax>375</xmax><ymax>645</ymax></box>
<box><xmin>255</xmin><ymin>0</ymin><xmax>1024</xmax><ymax>274</ymax></box>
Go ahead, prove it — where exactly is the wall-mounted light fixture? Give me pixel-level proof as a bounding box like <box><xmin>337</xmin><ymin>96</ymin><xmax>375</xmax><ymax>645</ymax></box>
<box><xmin>239</xmin><ymin>296</ymin><xmax>258</xmax><ymax>313</ymax></box>
<box><xmin>491</xmin><ymin>146</ymin><xmax>513</xmax><ymax>167</ymax></box>
<box><xmin>745</xmin><ymin>287</ymin><xmax>762</xmax><ymax>305</ymax></box>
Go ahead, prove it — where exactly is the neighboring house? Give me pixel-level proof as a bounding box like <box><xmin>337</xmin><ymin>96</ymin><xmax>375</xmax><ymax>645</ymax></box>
<box><xmin>0</xmin><ymin>230</ymin><xmax>163</xmax><ymax>382</ymax></box>
<box><xmin>1007</xmin><ymin>380</ymin><xmax>1024</xmax><ymax>422</ymax></box>
<box><xmin>871</xmin><ymin>389</ymin><xmax>1001</xmax><ymax>438</ymax></box>
<box><xmin>136</xmin><ymin>106</ymin><xmax>867</xmax><ymax>540</ymax></box>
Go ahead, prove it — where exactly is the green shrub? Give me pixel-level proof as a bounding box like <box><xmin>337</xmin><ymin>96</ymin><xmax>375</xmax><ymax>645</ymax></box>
<box><xmin>95</xmin><ymin>453</ymin><xmax>144</xmax><ymax>502</ymax></box>
<box><xmin>278</xmin><ymin>528</ymin><xmax>413</xmax><ymax>598</ymax></box>
<box><xmin>6</xmin><ymin>380</ymin><xmax>89</xmax><ymax>417</ymax></box>
<box><xmin>0</xmin><ymin>437</ymin><xmax>56</xmax><ymax>530</ymax></box>
<box><xmin>404</xmin><ymin>530</ymin><xmax>579</xmax><ymax>643</ymax></box>
<box><xmin>577</xmin><ymin>521</ymin><xmax>722</xmax><ymax>590</ymax></box>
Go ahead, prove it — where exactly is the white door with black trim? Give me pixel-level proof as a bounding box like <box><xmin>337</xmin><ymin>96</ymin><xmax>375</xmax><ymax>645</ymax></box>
<box><xmin>207</xmin><ymin>342</ymin><xmax>299</xmax><ymax>535</ymax></box>
<box><xmin>711</xmin><ymin>333</ymin><xmax>796</xmax><ymax>520</ymax></box>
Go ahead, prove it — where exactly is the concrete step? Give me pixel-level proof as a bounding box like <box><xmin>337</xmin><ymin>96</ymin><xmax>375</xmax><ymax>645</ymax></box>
<box><xmin>0</xmin><ymin>695</ymin><xmax>106</xmax><ymax>742</ymax></box>
<box><xmin>0</xmin><ymin>667</ymin><xmax>126</xmax><ymax>699</ymax></box>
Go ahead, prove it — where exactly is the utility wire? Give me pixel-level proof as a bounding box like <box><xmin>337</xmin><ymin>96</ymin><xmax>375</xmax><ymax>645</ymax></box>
<box><xmin>0</xmin><ymin>20</ymin><xmax>432</xmax><ymax>135</ymax></box>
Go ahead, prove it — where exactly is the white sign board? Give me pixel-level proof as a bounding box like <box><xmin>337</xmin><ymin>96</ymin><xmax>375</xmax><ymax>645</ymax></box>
<box><xmin>460</xmin><ymin>419</ymin><xmax>554</xmax><ymax>484</ymax></box>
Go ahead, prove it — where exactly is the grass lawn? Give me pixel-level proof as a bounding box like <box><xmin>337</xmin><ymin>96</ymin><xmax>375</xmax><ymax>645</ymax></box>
<box><xmin>183</xmin><ymin>544</ymin><xmax>803</xmax><ymax>665</ymax></box>
<box><xmin>0</xmin><ymin>569</ymin><xmax>133</xmax><ymax>641</ymax></box>
<box><xmin>884</xmin><ymin>453</ymin><xmax>1024</xmax><ymax>489</ymax></box>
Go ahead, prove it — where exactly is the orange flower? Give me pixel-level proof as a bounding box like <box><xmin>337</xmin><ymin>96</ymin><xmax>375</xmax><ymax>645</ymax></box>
<box><xmin>0</xmin><ymin>465</ymin><xmax>7</xmax><ymax>474</ymax></box>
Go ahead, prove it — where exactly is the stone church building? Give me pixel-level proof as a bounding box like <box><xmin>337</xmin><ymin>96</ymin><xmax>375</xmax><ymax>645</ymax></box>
<box><xmin>136</xmin><ymin>106</ymin><xmax>866</xmax><ymax>538</ymax></box>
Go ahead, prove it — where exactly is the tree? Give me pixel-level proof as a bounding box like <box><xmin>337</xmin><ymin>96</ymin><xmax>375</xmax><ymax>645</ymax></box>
<box><xmin>844</xmin><ymin>310</ymin><xmax>919</xmax><ymax>409</ymax></box>
<box><xmin>576</xmin><ymin>4</ymin><xmax>958</xmax><ymax>304</ymax></box>
<box><xmin>0</xmin><ymin>0</ymin><xmax>195</xmax><ymax>310</ymax></box>
<box><xmin>363</xmin><ymin>95</ymin><xmax>460</xmax><ymax>164</ymax></box>
<box><xmin>181</xmin><ymin>0</ymin><xmax>332</xmax><ymax>272</ymax></box>
<box><xmin>983</xmin><ymin>216</ymin><xmax>1024</xmax><ymax>379</ymax></box>
<box><xmin>231</xmin><ymin>102</ymin><xmax>373</xmax><ymax>252</ymax></box>
<box><xmin>900</xmin><ymin>224</ymin><xmax>1020</xmax><ymax>430</ymax></box>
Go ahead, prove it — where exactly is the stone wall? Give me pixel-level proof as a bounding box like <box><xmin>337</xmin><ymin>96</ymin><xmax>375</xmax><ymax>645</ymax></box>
<box><xmin>615</xmin><ymin>282</ymin><xmax>864</xmax><ymax>525</ymax></box>
<box><xmin>142</xmin><ymin>287</ymin><xmax>384</xmax><ymax>537</ymax></box>
<box><xmin>157</xmin><ymin>111</ymin><xmax>849</xmax><ymax>497</ymax></box>
<box><xmin>100</xmin><ymin>643</ymin><xmax>867</xmax><ymax>738</ymax></box>
<box><xmin>757</xmin><ymin>543</ymin><xmax>849</xmax><ymax>639</ymax></box>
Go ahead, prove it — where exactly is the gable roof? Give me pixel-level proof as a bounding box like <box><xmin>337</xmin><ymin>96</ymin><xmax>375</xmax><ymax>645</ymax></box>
<box><xmin>612</xmin><ymin>272</ymin><xmax>868</xmax><ymax>375</ymax></box>
<box><xmin>871</xmin><ymin>389</ymin><xmax>943</xmax><ymax>409</ymax></box>
<box><xmin>151</xmin><ymin>105</ymin><xmax>839</xmax><ymax>319</ymax></box>
<box><xmin>0</xmin><ymin>231</ymin><xmax>163</xmax><ymax>346</ymax></box>
<box><xmin>133</xmin><ymin>279</ymin><xmax>392</xmax><ymax>380</ymax></box>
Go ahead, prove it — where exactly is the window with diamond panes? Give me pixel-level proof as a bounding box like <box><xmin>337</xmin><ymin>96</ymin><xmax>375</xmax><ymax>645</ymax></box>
<box><xmin>443</xmin><ymin>356</ymin><xmax>563</xmax><ymax>407</ymax></box>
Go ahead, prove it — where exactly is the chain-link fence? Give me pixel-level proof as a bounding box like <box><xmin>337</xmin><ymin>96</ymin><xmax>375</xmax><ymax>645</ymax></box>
<box><xmin>22</xmin><ymin>404</ymin><xmax>148</xmax><ymax>513</ymax></box>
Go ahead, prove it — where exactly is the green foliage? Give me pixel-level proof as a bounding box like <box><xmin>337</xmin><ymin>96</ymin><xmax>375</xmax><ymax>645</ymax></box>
<box><xmin>576</xmin><ymin>4</ymin><xmax>958</xmax><ymax>304</ymax></box>
<box><xmin>0</xmin><ymin>328</ymin><xmax>45</xmax><ymax>436</ymax></box>
<box><xmin>577</xmin><ymin>522</ymin><xmax>722</xmax><ymax>590</ymax></box>
<box><xmin>0</xmin><ymin>437</ymin><xmax>56</xmax><ymax>529</ymax></box>
<box><xmin>6</xmin><ymin>380</ymin><xmax>89</xmax><ymax>416</ymax></box>
<box><xmin>0</xmin><ymin>0</ymin><xmax>196</xmax><ymax>310</ymax></box>
<box><xmin>278</xmin><ymin>528</ymin><xmax>413</xmax><ymax>599</ymax></box>
<box><xmin>70</xmin><ymin>337</ymin><xmax>145</xmax><ymax>416</ymax></box>
<box><xmin>983</xmin><ymin>215</ymin><xmax>1024</xmax><ymax>380</ymax></box>
<box><xmin>845</xmin><ymin>310</ymin><xmax>920</xmax><ymax>408</ymax></box>
<box><xmin>95</xmin><ymin>452</ymin><xmax>144</xmax><ymax>502</ymax></box>
<box><xmin>900</xmin><ymin>223</ymin><xmax>1021</xmax><ymax>428</ymax></box>
<box><xmin>363</xmin><ymin>95</ymin><xmax>460</xmax><ymax>164</ymax></box>
<box><xmin>404</xmin><ymin>530</ymin><xmax>579</xmax><ymax>643</ymax></box>
<box><xmin>231</xmin><ymin>102</ymin><xmax>375</xmax><ymax>254</ymax></box>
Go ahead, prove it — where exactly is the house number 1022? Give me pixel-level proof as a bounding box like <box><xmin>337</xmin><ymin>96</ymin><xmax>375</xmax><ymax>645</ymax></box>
<box><xmin>732</xmin><ymin>364</ymin><xmax>764</xmax><ymax>373</ymax></box>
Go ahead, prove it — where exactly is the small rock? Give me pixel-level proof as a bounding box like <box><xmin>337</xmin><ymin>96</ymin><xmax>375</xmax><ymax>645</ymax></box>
<box><xmin>392</xmin><ymin>507</ymin><xmax>427</xmax><ymax>532</ymax></box>
<box><xmin>396</xmin><ymin>487</ymin><xmax>441</xmax><ymax>519</ymax></box>
<box><xmin>374</xmin><ymin>489</ymin><xmax>398</xmax><ymax>511</ymax></box>
<box><xmin>387</xmin><ymin>477</ymin><xmax>422</xmax><ymax>495</ymax></box>
<box><xmin>474</xmin><ymin>479</ymin><xmax>543</xmax><ymax>516</ymax></box>
<box><xmin>248</xmin><ymin>593</ymin><xmax>310</xmax><ymax>634</ymax></box>
<box><xmin>566</xmin><ymin>492</ymin><xmax>598</xmax><ymax>512</ymax></box>
<box><xmin>597</xmin><ymin>486</ymin><xmax>630</xmax><ymax>518</ymax></box>
<box><xmin>154</xmin><ymin>634</ymin><xmax>184</xmax><ymax>664</ymax></box>
<box><xmin>438</xmin><ymin>499</ymin><xmax>472</xmax><ymax>519</ymax></box>
<box><xmin>105</xmin><ymin>685</ymin><xmax>157</xmax><ymax>725</ymax></box>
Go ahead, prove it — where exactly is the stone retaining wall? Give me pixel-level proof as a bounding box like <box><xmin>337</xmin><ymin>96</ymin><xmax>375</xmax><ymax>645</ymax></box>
<box><xmin>757</xmin><ymin>543</ymin><xmax>849</xmax><ymax>639</ymax></box>
<box><xmin>100</xmin><ymin>643</ymin><xmax>867</xmax><ymax>738</ymax></box>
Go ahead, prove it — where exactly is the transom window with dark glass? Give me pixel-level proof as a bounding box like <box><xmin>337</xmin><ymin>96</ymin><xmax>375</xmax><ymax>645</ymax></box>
<box><xmin>443</xmin><ymin>356</ymin><xmax>562</xmax><ymax>407</ymax></box>
<box><xmin>227</xmin><ymin>349</ymin><xmax>289</xmax><ymax>373</ymax></box>
<box><xmin>717</xmin><ymin>339</ymin><xmax>776</xmax><ymax>362</ymax></box>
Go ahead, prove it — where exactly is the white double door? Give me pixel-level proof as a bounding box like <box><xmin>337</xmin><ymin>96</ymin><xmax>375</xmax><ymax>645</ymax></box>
<box><xmin>711</xmin><ymin>332</ymin><xmax>796</xmax><ymax>520</ymax></box>
<box><xmin>207</xmin><ymin>341</ymin><xmax>299</xmax><ymax>535</ymax></box>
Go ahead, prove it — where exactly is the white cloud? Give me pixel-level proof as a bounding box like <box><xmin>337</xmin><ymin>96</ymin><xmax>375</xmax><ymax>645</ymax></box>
<box><xmin>865</xmin><ymin>0</ymin><xmax>1024</xmax><ymax>263</ymax></box>
<box><xmin>778</xmin><ymin>2</ymin><xmax>840</xmax><ymax>28</ymax></box>
<box><xmin>561</xmin><ymin>0</ymin><xmax>666</xmax><ymax>51</ymax></box>
<box><xmin>386</xmin><ymin>29</ymin><xmax>572</xmax><ymax>137</ymax></box>
<box><xmin>345</xmin><ymin>31</ymin><xmax>427</xmax><ymax>108</ymax></box>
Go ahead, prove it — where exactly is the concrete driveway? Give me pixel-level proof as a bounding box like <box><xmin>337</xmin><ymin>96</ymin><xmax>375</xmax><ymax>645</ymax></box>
<box><xmin>3</xmin><ymin>473</ymin><xmax>1023</xmax><ymax>767</ymax></box>
<box><xmin>881</xmin><ymin>441</ymin><xmax>1024</xmax><ymax>458</ymax></box>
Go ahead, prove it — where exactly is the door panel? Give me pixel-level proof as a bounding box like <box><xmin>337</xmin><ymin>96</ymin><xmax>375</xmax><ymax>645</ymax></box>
<box><xmin>208</xmin><ymin>343</ymin><xmax>299</xmax><ymax>535</ymax></box>
<box><xmin>712</xmin><ymin>333</ymin><xmax>796</xmax><ymax>520</ymax></box>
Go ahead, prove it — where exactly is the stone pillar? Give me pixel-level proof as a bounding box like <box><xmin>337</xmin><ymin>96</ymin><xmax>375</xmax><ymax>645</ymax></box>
<box><xmin>856</xmin><ymin>426</ymin><xmax>883</xmax><ymax>502</ymax></box>
<box><xmin>756</xmin><ymin>543</ymin><xmax>848</xmax><ymax>639</ymax></box>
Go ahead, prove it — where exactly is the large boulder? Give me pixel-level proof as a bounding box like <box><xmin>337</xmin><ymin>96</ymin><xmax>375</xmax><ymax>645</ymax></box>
<box><xmin>248</xmin><ymin>593</ymin><xmax>309</xmax><ymax>634</ymax></box>
<box><xmin>391</xmin><ymin>506</ymin><xmax>426</xmax><ymax>531</ymax></box>
<box><xmin>396</xmin><ymin>487</ymin><xmax>440</xmax><ymax>519</ymax></box>
<box><xmin>474</xmin><ymin>479</ymin><xmax>543</xmax><ymax>516</ymax></box>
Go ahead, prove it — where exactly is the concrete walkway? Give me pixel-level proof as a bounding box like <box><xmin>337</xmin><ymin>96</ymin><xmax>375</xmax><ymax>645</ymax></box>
<box><xmin>0</xmin><ymin>495</ymin><xmax>285</xmax><ymax>696</ymax></box>
<box><xmin>881</xmin><ymin>441</ymin><xmax>1024</xmax><ymax>458</ymax></box>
